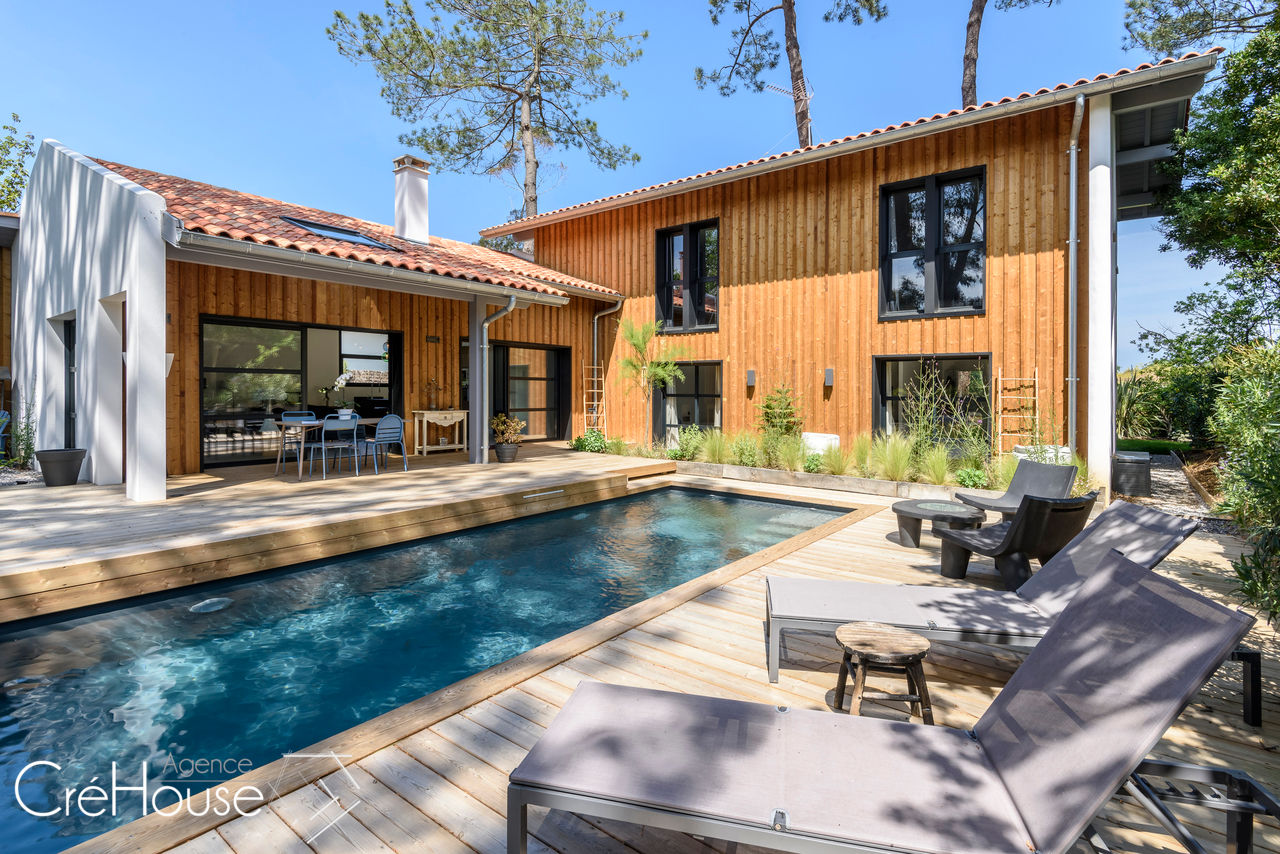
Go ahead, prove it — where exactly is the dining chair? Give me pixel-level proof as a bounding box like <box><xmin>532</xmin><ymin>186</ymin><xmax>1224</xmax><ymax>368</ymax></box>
<box><xmin>275</xmin><ymin>411</ymin><xmax>315</xmax><ymax>474</ymax></box>
<box><xmin>361</xmin><ymin>414</ymin><xmax>408</xmax><ymax>474</ymax></box>
<box><xmin>308</xmin><ymin>413</ymin><xmax>360</xmax><ymax>479</ymax></box>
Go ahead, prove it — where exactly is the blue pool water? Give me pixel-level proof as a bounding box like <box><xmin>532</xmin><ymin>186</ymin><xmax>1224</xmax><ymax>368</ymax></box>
<box><xmin>0</xmin><ymin>487</ymin><xmax>843</xmax><ymax>853</ymax></box>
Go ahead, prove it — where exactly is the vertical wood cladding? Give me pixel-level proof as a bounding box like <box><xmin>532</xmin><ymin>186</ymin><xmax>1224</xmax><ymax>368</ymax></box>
<box><xmin>165</xmin><ymin>261</ymin><xmax>601</xmax><ymax>475</ymax></box>
<box><xmin>532</xmin><ymin>105</ymin><xmax>1090</xmax><ymax>452</ymax></box>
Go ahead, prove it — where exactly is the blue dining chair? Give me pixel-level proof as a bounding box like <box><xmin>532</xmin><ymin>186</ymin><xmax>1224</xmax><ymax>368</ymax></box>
<box><xmin>308</xmin><ymin>413</ymin><xmax>360</xmax><ymax>479</ymax></box>
<box><xmin>361</xmin><ymin>414</ymin><xmax>408</xmax><ymax>474</ymax></box>
<box><xmin>274</xmin><ymin>411</ymin><xmax>315</xmax><ymax>473</ymax></box>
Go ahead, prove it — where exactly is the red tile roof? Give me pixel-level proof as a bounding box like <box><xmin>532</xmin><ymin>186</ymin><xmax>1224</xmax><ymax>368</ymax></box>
<box><xmin>95</xmin><ymin>161</ymin><xmax>619</xmax><ymax>300</ymax></box>
<box><xmin>483</xmin><ymin>50</ymin><xmax>1221</xmax><ymax>236</ymax></box>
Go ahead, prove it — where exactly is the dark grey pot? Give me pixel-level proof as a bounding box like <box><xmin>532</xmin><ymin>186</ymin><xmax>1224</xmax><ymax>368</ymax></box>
<box><xmin>494</xmin><ymin>443</ymin><xmax>519</xmax><ymax>463</ymax></box>
<box><xmin>36</xmin><ymin>448</ymin><xmax>87</xmax><ymax>487</ymax></box>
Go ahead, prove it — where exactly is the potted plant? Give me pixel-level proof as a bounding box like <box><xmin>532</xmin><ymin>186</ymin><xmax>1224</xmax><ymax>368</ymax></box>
<box><xmin>36</xmin><ymin>447</ymin><xmax>86</xmax><ymax>487</ymax></box>
<box><xmin>490</xmin><ymin>412</ymin><xmax>526</xmax><ymax>462</ymax></box>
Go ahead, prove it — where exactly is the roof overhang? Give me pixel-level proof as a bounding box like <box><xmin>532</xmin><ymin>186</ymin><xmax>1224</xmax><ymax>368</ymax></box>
<box><xmin>0</xmin><ymin>213</ymin><xmax>19</xmax><ymax>248</ymax></box>
<box><xmin>482</xmin><ymin>52</ymin><xmax>1219</xmax><ymax>240</ymax></box>
<box><xmin>168</xmin><ymin>230</ymin><xmax>569</xmax><ymax>308</ymax></box>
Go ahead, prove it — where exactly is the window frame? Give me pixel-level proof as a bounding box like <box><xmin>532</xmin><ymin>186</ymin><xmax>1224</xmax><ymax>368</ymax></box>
<box><xmin>656</xmin><ymin>219</ymin><xmax>720</xmax><ymax>334</ymax></box>
<box><xmin>654</xmin><ymin>360</ymin><xmax>723</xmax><ymax>444</ymax></box>
<box><xmin>878</xmin><ymin>167</ymin><xmax>987</xmax><ymax>321</ymax></box>
<box><xmin>871</xmin><ymin>352</ymin><xmax>992</xmax><ymax>438</ymax></box>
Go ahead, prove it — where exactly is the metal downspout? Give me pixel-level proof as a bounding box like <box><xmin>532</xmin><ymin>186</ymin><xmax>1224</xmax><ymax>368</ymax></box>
<box><xmin>479</xmin><ymin>296</ymin><xmax>517</xmax><ymax>462</ymax></box>
<box><xmin>1067</xmin><ymin>93</ymin><xmax>1085</xmax><ymax>456</ymax></box>
<box><xmin>591</xmin><ymin>299</ymin><xmax>624</xmax><ymax>367</ymax></box>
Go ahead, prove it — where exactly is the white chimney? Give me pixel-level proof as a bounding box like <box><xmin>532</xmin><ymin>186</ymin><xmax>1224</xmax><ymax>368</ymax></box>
<box><xmin>393</xmin><ymin>154</ymin><xmax>430</xmax><ymax>244</ymax></box>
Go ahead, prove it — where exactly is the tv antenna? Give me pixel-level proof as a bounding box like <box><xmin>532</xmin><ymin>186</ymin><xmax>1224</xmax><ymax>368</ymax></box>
<box><xmin>763</xmin><ymin>79</ymin><xmax>814</xmax><ymax>146</ymax></box>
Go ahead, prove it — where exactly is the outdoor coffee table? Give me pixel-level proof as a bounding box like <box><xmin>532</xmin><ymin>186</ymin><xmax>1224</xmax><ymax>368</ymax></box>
<box><xmin>891</xmin><ymin>498</ymin><xmax>985</xmax><ymax>548</ymax></box>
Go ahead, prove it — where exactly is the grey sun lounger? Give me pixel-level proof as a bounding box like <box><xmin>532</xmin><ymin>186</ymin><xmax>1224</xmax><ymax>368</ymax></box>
<box><xmin>765</xmin><ymin>500</ymin><xmax>1196</xmax><ymax>683</ymax></box>
<box><xmin>508</xmin><ymin>551</ymin><xmax>1256</xmax><ymax>854</ymax></box>
<box><xmin>957</xmin><ymin>457</ymin><xmax>1077</xmax><ymax>519</ymax></box>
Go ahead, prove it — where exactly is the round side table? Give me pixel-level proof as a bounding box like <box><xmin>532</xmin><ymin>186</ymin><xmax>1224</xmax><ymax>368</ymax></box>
<box><xmin>833</xmin><ymin>621</ymin><xmax>934</xmax><ymax>724</ymax></box>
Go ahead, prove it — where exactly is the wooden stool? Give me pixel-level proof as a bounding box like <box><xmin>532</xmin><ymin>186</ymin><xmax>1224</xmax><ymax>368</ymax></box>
<box><xmin>833</xmin><ymin>621</ymin><xmax>934</xmax><ymax>724</ymax></box>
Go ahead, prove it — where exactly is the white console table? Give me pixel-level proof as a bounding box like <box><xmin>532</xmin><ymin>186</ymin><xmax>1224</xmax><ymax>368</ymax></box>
<box><xmin>413</xmin><ymin>409</ymin><xmax>468</xmax><ymax>454</ymax></box>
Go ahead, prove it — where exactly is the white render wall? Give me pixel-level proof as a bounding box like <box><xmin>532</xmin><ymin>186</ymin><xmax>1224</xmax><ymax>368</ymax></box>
<box><xmin>13</xmin><ymin>141</ymin><xmax>168</xmax><ymax>500</ymax></box>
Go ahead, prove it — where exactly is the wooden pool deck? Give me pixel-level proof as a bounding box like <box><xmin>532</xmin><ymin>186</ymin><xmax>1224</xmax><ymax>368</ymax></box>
<box><xmin>65</xmin><ymin>476</ymin><xmax>1279</xmax><ymax>854</ymax></box>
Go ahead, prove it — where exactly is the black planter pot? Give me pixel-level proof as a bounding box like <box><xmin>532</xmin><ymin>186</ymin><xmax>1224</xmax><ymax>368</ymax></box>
<box><xmin>36</xmin><ymin>448</ymin><xmax>87</xmax><ymax>487</ymax></box>
<box><xmin>494</xmin><ymin>443</ymin><xmax>519</xmax><ymax>463</ymax></box>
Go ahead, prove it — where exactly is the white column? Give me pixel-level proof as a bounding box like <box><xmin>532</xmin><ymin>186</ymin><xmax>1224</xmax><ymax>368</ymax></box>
<box><xmin>91</xmin><ymin>296</ymin><xmax>125</xmax><ymax>484</ymax></box>
<box><xmin>125</xmin><ymin>201</ymin><xmax>168</xmax><ymax>501</ymax></box>
<box><xmin>1086</xmin><ymin>94</ymin><xmax>1117</xmax><ymax>488</ymax></box>
<box><xmin>467</xmin><ymin>297</ymin><xmax>487</xmax><ymax>464</ymax></box>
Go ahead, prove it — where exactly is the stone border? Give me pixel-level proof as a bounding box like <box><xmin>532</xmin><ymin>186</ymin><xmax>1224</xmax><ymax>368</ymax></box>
<box><xmin>676</xmin><ymin>460</ymin><xmax>1004</xmax><ymax>501</ymax></box>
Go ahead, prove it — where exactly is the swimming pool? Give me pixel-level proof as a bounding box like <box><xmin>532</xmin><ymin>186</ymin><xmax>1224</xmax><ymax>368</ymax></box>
<box><xmin>0</xmin><ymin>486</ymin><xmax>844</xmax><ymax>853</ymax></box>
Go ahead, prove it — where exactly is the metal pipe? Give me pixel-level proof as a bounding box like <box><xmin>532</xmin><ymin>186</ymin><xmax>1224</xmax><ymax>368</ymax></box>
<box><xmin>591</xmin><ymin>298</ymin><xmax>625</xmax><ymax>367</ymax></box>
<box><xmin>1067</xmin><ymin>92</ymin><xmax>1085</xmax><ymax>456</ymax></box>
<box><xmin>479</xmin><ymin>295</ymin><xmax>518</xmax><ymax>461</ymax></box>
<box><xmin>481</xmin><ymin>55</ymin><xmax>1218</xmax><ymax>238</ymax></box>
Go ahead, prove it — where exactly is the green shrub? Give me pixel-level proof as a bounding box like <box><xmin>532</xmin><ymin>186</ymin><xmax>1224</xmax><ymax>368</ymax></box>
<box><xmin>1069</xmin><ymin>452</ymin><xmax>1100</xmax><ymax>497</ymax></box>
<box><xmin>671</xmin><ymin>425</ymin><xmax>704</xmax><ymax>461</ymax></box>
<box><xmin>667</xmin><ymin>448</ymin><xmax>682</xmax><ymax>460</ymax></box>
<box><xmin>1210</xmin><ymin>344</ymin><xmax>1280</xmax><ymax>623</ymax></box>
<box><xmin>775</xmin><ymin>434</ymin><xmax>807</xmax><ymax>472</ymax></box>
<box><xmin>757</xmin><ymin>384</ymin><xmax>803</xmax><ymax>436</ymax></box>
<box><xmin>570</xmin><ymin>428</ymin><xmax>607</xmax><ymax>453</ymax></box>
<box><xmin>1212</xmin><ymin>344</ymin><xmax>1280</xmax><ymax>531</ymax></box>
<box><xmin>988</xmin><ymin>453</ymin><xmax>1021</xmax><ymax>490</ymax></box>
<box><xmin>759</xmin><ymin>430</ymin><xmax>782</xmax><ymax>468</ymax></box>
<box><xmin>872</xmin><ymin>433</ymin><xmax>914</xmax><ymax>482</ymax></box>
<box><xmin>630</xmin><ymin>443</ymin><xmax>666</xmax><ymax>459</ymax></box>
<box><xmin>955</xmin><ymin>467</ymin><xmax>988</xmax><ymax>489</ymax></box>
<box><xmin>918</xmin><ymin>443</ymin><xmax>952</xmax><ymax>485</ymax></box>
<box><xmin>819</xmin><ymin>444</ymin><xmax>854</xmax><ymax>476</ymax></box>
<box><xmin>1115</xmin><ymin>369</ymin><xmax>1157</xmax><ymax>440</ymax></box>
<box><xmin>803</xmin><ymin>453</ymin><xmax>822</xmax><ymax>474</ymax></box>
<box><xmin>849</xmin><ymin>432</ymin><xmax>873</xmax><ymax>475</ymax></box>
<box><xmin>729</xmin><ymin>432</ymin><xmax>762</xmax><ymax>467</ymax></box>
<box><xmin>604</xmin><ymin>436</ymin><xmax>628</xmax><ymax>455</ymax></box>
<box><xmin>697</xmin><ymin>429</ymin><xmax>730</xmax><ymax>464</ymax></box>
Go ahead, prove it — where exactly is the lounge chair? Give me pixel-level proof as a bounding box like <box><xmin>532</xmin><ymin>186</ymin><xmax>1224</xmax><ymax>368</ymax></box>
<box><xmin>957</xmin><ymin>457</ymin><xmax>1077</xmax><ymax>519</ymax></box>
<box><xmin>765</xmin><ymin>500</ymin><xmax>1193</xmax><ymax>683</ymax></box>
<box><xmin>936</xmin><ymin>491</ymin><xmax>1099</xmax><ymax>589</ymax></box>
<box><xmin>508</xmin><ymin>551</ymin><xmax>1259</xmax><ymax>854</ymax></box>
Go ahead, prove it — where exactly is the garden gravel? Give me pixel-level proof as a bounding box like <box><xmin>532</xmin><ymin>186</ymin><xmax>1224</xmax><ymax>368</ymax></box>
<box><xmin>0</xmin><ymin>467</ymin><xmax>42</xmax><ymax>488</ymax></box>
<box><xmin>1116</xmin><ymin>454</ymin><xmax>1239</xmax><ymax>537</ymax></box>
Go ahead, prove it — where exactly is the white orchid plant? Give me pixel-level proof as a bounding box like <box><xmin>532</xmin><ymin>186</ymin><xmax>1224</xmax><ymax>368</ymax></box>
<box><xmin>318</xmin><ymin>372</ymin><xmax>355</xmax><ymax>408</ymax></box>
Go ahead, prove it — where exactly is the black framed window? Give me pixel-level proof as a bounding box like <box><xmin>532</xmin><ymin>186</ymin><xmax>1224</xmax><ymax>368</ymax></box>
<box><xmin>874</xmin><ymin>354</ymin><xmax>990</xmax><ymax>436</ymax></box>
<box><xmin>657</xmin><ymin>362</ymin><xmax>722</xmax><ymax>444</ymax></box>
<box><xmin>657</xmin><ymin>220</ymin><xmax>719</xmax><ymax>332</ymax></box>
<box><xmin>880</xmin><ymin>169</ymin><xmax>985</xmax><ymax>318</ymax></box>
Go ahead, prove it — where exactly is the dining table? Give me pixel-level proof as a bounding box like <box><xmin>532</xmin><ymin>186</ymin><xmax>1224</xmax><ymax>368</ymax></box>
<box><xmin>274</xmin><ymin>417</ymin><xmax>381</xmax><ymax>480</ymax></box>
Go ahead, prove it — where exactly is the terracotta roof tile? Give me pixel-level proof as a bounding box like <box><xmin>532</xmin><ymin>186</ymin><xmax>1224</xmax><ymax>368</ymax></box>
<box><xmin>94</xmin><ymin>161</ymin><xmax>619</xmax><ymax>300</ymax></box>
<box><xmin>485</xmin><ymin>51</ymin><xmax>1221</xmax><ymax>234</ymax></box>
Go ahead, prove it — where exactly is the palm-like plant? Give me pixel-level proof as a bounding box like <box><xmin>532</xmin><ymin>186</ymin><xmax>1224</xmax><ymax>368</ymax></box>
<box><xmin>617</xmin><ymin>319</ymin><xmax>684</xmax><ymax>406</ymax></box>
<box><xmin>1115</xmin><ymin>369</ymin><xmax>1156</xmax><ymax>440</ymax></box>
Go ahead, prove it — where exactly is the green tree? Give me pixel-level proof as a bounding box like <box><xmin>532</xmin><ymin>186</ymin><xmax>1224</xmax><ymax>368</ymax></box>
<box><xmin>1140</xmin><ymin>18</ymin><xmax>1280</xmax><ymax>371</ymax></box>
<box><xmin>694</xmin><ymin>1</ymin><xmax>888</xmax><ymax>148</ymax></box>
<box><xmin>960</xmin><ymin>1</ymin><xmax>1059</xmax><ymax>107</ymax></box>
<box><xmin>1125</xmin><ymin>0</ymin><xmax>1276</xmax><ymax>55</ymax></box>
<box><xmin>0</xmin><ymin>114</ymin><xmax>35</xmax><ymax>211</ymax></box>
<box><xmin>330</xmin><ymin>0</ymin><xmax>644</xmax><ymax>220</ymax></box>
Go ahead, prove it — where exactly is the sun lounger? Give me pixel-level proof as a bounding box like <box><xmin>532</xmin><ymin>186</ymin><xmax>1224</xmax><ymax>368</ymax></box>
<box><xmin>765</xmin><ymin>500</ymin><xmax>1195</xmax><ymax>682</ymax></box>
<box><xmin>957</xmin><ymin>457</ymin><xmax>1077</xmax><ymax>519</ymax></box>
<box><xmin>508</xmin><ymin>551</ymin><xmax>1257</xmax><ymax>854</ymax></box>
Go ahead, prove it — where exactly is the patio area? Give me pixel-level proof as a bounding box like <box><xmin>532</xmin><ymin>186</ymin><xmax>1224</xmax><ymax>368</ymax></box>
<box><xmin>62</xmin><ymin>479</ymin><xmax>1278</xmax><ymax>854</ymax></box>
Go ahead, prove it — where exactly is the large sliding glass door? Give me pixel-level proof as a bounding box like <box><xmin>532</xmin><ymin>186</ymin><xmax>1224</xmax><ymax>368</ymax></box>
<box><xmin>202</xmin><ymin>321</ymin><xmax>303</xmax><ymax>466</ymax></box>
<box><xmin>200</xmin><ymin>318</ymin><xmax>401</xmax><ymax>468</ymax></box>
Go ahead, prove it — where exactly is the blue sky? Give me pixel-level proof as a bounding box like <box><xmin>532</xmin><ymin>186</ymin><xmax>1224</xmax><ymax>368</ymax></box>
<box><xmin>7</xmin><ymin>0</ymin><xmax>1223</xmax><ymax>366</ymax></box>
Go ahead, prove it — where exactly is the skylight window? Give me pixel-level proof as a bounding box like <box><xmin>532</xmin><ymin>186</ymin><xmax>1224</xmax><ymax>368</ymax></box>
<box><xmin>281</xmin><ymin>216</ymin><xmax>397</xmax><ymax>251</ymax></box>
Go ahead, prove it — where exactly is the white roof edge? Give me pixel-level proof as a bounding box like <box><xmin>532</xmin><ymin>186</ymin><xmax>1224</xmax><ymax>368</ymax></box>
<box><xmin>42</xmin><ymin>140</ymin><xmax>168</xmax><ymax>212</ymax></box>
<box><xmin>481</xmin><ymin>53</ymin><xmax>1218</xmax><ymax>238</ymax></box>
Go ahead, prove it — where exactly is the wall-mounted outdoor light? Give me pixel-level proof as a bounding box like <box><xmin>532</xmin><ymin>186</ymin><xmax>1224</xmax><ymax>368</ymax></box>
<box><xmin>746</xmin><ymin>369</ymin><xmax>756</xmax><ymax>388</ymax></box>
<box><xmin>824</xmin><ymin>368</ymin><xmax>835</xmax><ymax>388</ymax></box>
